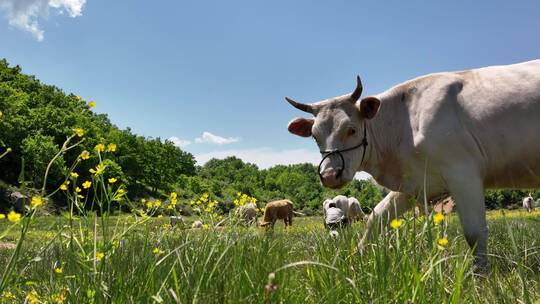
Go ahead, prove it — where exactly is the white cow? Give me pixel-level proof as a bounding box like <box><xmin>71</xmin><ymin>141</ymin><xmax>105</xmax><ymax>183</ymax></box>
<box><xmin>287</xmin><ymin>59</ymin><xmax>540</xmax><ymax>270</ymax></box>
<box><xmin>347</xmin><ymin>197</ymin><xmax>364</xmax><ymax>222</ymax></box>
<box><xmin>523</xmin><ymin>195</ymin><xmax>534</xmax><ymax>213</ymax></box>
<box><xmin>322</xmin><ymin>195</ymin><xmax>363</xmax><ymax>223</ymax></box>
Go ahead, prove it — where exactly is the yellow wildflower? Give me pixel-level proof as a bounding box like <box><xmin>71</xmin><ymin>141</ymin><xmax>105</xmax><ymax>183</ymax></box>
<box><xmin>153</xmin><ymin>247</ymin><xmax>164</xmax><ymax>255</ymax></box>
<box><xmin>170</xmin><ymin>192</ymin><xmax>177</xmax><ymax>200</ymax></box>
<box><xmin>70</xmin><ymin>172</ymin><xmax>79</xmax><ymax>178</ymax></box>
<box><xmin>146</xmin><ymin>201</ymin><xmax>153</xmax><ymax>209</ymax></box>
<box><xmin>437</xmin><ymin>237</ymin><xmax>449</xmax><ymax>250</ymax></box>
<box><xmin>80</xmin><ymin>150</ymin><xmax>90</xmax><ymax>160</ymax></box>
<box><xmin>75</xmin><ymin>187</ymin><xmax>81</xmax><ymax>193</ymax></box>
<box><xmin>433</xmin><ymin>212</ymin><xmax>445</xmax><ymax>225</ymax></box>
<box><xmin>73</xmin><ymin>127</ymin><xmax>85</xmax><ymax>137</ymax></box>
<box><xmin>107</xmin><ymin>143</ymin><xmax>117</xmax><ymax>152</ymax></box>
<box><xmin>1</xmin><ymin>291</ymin><xmax>16</xmax><ymax>300</ymax></box>
<box><xmin>60</xmin><ymin>184</ymin><xmax>68</xmax><ymax>191</ymax></box>
<box><xmin>54</xmin><ymin>267</ymin><xmax>63</xmax><ymax>274</ymax></box>
<box><xmin>94</xmin><ymin>143</ymin><xmax>105</xmax><ymax>152</ymax></box>
<box><xmin>88</xmin><ymin>100</ymin><xmax>96</xmax><ymax>108</ymax></box>
<box><xmin>0</xmin><ymin>110</ymin><xmax>2</xmax><ymax>118</ymax></box>
<box><xmin>108</xmin><ymin>177</ymin><xmax>117</xmax><ymax>184</ymax></box>
<box><xmin>31</xmin><ymin>196</ymin><xmax>44</xmax><ymax>208</ymax></box>
<box><xmin>390</xmin><ymin>218</ymin><xmax>403</xmax><ymax>229</ymax></box>
<box><xmin>82</xmin><ymin>181</ymin><xmax>92</xmax><ymax>189</ymax></box>
<box><xmin>90</xmin><ymin>163</ymin><xmax>106</xmax><ymax>175</ymax></box>
<box><xmin>117</xmin><ymin>188</ymin><xmax>126</xmax><ymax>196</ymax></box>
<box><xmin>96</xmin><ymin>252</ymin><xmax>105</xmax><ymax>261</ymax></box>
<box><xmin>51</xmin><ymin>290</ymin><xmax>67</xmax><ymax>303</ymax></box>
<box><xmin>26</xmin><ymin>290</ymin><xmax>40</xmax><ymax>304</ymax></box>
<box><xmin>157</xmin><ymin>214</ymin><xmax>163</xmax><ymax>218</ymax></box>
<box><xmin>0</xmin><ymin>214</ymin><xmax>5</xmax><ymax>220</ymax></box>
<box><xmin>154</xmin><ymin>200</ymin><xmax>161</xmax><ymax>207</ymax></box>
<box><xmin>202</xmin><ymin>224</ymin><xmax>209</xmax><ymax>229</ymax></box>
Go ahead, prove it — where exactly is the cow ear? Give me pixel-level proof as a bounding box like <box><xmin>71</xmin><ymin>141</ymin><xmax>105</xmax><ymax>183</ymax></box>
<box><xmin>288</xmin><ymin>117</ymin><xmax>314</xmax><ymax>137</ymax></box>
<box><xmin>359</xmin><ymin>97</ymin><xmax>380</xmax><ymax>119</ymax></box>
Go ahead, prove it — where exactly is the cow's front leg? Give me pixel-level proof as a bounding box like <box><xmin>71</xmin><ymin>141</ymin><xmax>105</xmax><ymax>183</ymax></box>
<box><xmin>445</xmin><ymin>170</ymin><xmax>488</xmax><ymax>272</ymax></box>
<box><xmin>358</xmin><ymin>191</ymin><xmax>414</xmax><ymax>250</ymax></box>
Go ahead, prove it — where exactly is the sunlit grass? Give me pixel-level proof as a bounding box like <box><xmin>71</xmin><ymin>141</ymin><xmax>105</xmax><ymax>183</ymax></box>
<box><xmin>0</xmin><ymin>210</ymin><xmax>538</xmax><ymax>303</ymax></box>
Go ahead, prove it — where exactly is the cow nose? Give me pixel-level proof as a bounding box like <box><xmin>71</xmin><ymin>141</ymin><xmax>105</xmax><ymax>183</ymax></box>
<box><xmin>320</xmin><ymin>168</ymin><xmax>341</xmax><ymax>187</ymax></box>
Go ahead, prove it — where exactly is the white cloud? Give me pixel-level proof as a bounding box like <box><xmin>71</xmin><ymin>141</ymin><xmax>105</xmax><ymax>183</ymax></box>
<box><xmin>167</xmin><ymin>136</ymin><xmax>191</xmax><ymax>148</ymax></box>
<box><xmin>0</xmin><ymin>0</ymin><xmax>86</xmax><ymax>41</ymax></box>
<box><xmin>195</xmin><ymin>131</ymin><xmax>240</xmax><ymax>145</ymax></box>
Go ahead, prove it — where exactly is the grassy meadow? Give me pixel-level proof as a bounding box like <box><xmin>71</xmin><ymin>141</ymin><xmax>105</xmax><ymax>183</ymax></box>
<box><xmin>1</xmin><ymin>209</ymin><xmax>539</xmax><ymax>303</ymax></box>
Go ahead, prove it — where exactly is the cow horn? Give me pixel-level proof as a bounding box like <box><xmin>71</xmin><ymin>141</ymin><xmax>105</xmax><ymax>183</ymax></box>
<box><xmin>285</xmin><ymin>97</ymin><xmax>314</xmax><ymax>114</ymax></box>
<box><xmin>350</xmin><ymin>75</ymin><xmax>363</xmax><ymax>102</ymax></box>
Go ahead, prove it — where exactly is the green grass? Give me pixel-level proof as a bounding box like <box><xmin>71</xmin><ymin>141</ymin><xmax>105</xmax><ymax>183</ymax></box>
<box><xmin>1</xmin><ymin>210</ymin><xmax>539</xmax><ymax>303</ymax></box>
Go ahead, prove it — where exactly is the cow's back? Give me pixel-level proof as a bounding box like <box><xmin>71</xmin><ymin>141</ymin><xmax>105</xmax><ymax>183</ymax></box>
<box><xmin>392</xmin><ymin>60</ymin><xmax>540</xmax><ymax>190</ymax></box>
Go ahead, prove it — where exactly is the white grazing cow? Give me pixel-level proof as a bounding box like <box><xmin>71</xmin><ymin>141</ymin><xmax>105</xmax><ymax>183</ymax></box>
<box><xmin>347</xmin><ymin>197</ymin><xmax>364</xmax><ymax>222</ymax></box>
<box><xmin>322</xmin><ymin>195</ymin><xmax>363</xmax><ymax>222</ymax></box>
<box><xmin>523</xmin><ymin>195</ymin><xmax>534</xmax><ymax>213</ymax></box>
<box><xmin>287</xmin><ymin>60</ymin><xmax>540</xmax><ymax>270</ymax></box>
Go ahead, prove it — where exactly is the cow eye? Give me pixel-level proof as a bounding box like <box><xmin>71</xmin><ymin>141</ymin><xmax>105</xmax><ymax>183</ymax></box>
<box><xmin>347</xmin><ymin>128</ymin><xmax>356</xmax><ymax>136</ymax></box>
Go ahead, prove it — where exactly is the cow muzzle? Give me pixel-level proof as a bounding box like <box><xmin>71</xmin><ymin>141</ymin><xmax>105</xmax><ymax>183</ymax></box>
<box><xmin>317</xmin><ymin>123</ymin><xmax>369</xmax><ymax>188</ymax></box>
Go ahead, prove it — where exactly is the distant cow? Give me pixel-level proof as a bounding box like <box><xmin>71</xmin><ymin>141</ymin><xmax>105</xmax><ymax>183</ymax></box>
<box><xmin>192</xmin><ymin>220</ymin><xmax>203</xmax><ymax>229</ymax></box>
<box><xmin>523</xmin><ymin>195</ymin><xmax>534</xmax><ymax>213</ymax></box>
<box><xmin>347</xmin><ymin>197</ymin><xmax>364</xmax><ymax>222</ymax></box>
<box><xmin>323</xmin><ymin>195</ymin><xmax>363</xmax><ymax>223</ymax></box>
<box><xmin>260</xmin><ymin>200</ymin><xmax>293</xmax><ymax>228</ymax></box>
<box><xmin>235</xmin><ymin>203</ymin><xmax>258</xmax><ymax>225</ymax></box>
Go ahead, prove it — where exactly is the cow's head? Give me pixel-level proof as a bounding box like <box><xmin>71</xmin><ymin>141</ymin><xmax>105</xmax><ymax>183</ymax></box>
<box><xmin>286</xmin><ymin>76</ymin><xmax>380</xmax><ymax>189</ymax></box>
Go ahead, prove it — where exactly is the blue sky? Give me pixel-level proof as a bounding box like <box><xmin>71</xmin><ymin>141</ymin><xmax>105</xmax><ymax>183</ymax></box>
<box><xmin>1</xmin><ymin>0</ymin><xmax>540</xmax><ymax>169</ymax></box>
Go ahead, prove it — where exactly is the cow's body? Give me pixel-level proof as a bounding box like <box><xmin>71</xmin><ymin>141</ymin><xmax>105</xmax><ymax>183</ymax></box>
<box><xmin>347</xmin><ymin>197</ymin><xmax>363</xmax><ymax>221</ymax></box>
<box><xmin>235</xmin><ymin>202</ymin><xmax>258</xmax><ymax>225</ymax></box>
<box><xmin>286</xmin><ymin>59</ymin><xmax>540</xmax><ymax>270</ymax></box>
<box><xmin>523</xmin><ymin>196</ymin><xmax>535</xmax><ymax>213</ymax></box>
<box><xmin>260</xmin><ymin>199</ymin><xmax>293</xmax><ymax>228</ymax></box>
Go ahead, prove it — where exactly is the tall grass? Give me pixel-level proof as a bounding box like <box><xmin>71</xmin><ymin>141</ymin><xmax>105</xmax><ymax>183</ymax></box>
<box><xmin>0</xmin><ymin>211</ymin><xmax>539</xmax><ymax>303</ymax></box>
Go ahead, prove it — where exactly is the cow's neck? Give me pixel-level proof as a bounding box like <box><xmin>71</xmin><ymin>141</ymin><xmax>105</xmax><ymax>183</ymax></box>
<box><xmin>360</xmin><ymin>92</ymin><xmax>408</xmax><ymax>191</ymax></box>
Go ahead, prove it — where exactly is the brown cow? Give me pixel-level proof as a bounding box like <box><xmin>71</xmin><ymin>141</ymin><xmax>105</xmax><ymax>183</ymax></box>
<box><xmin>260</xmin><ymin>200</ymin><xmax>293</xmax><ymax>228</ymax></box>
